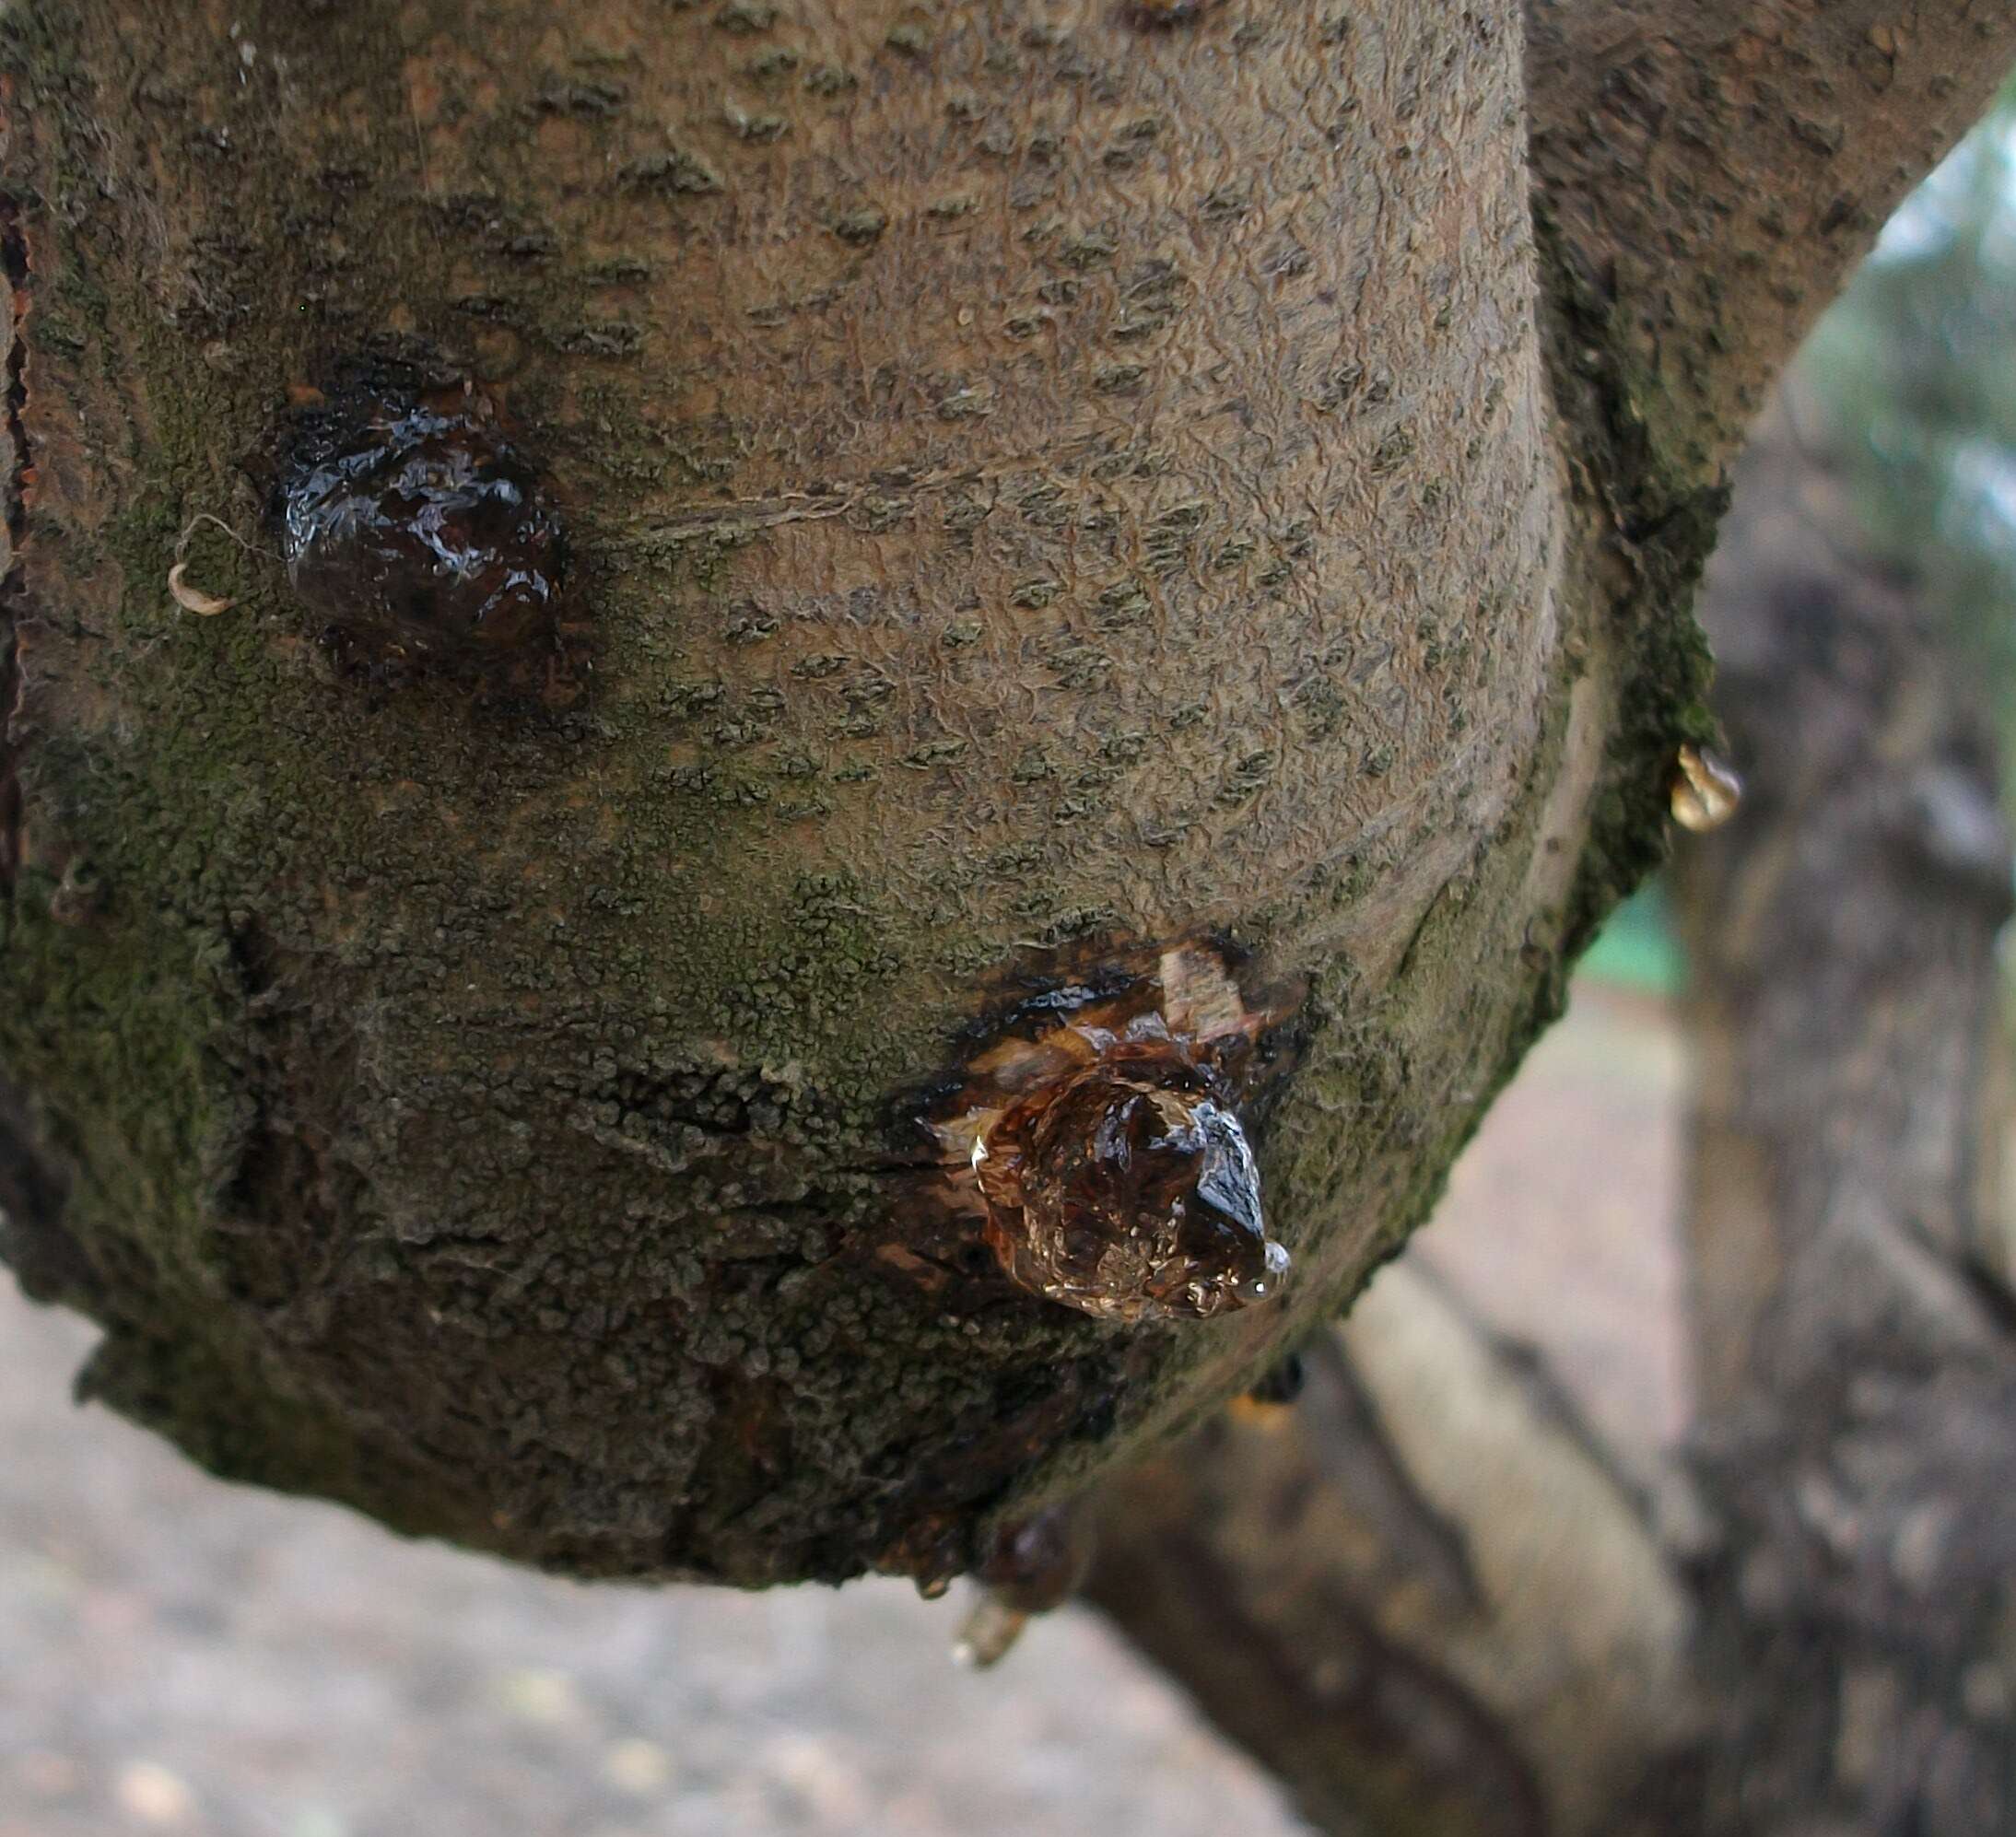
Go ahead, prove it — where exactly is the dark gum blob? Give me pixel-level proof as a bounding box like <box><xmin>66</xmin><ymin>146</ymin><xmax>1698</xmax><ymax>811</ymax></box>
<box><xmin>985</xmin><ymin>1049</ymin><xmax>1279</xmax><ymax>1320</ymax></box>
<box><xmin>916</xmin><ymin>941</ymin><xmax>1303</xmax><ymax>1325</ymax></box>
<box><xmin>976</xmin><ymin>1503</ymin><xmax>1096</xmax><ymax>1614</ymax></box>
<box><xmin>267</xmin><ymin>365</ymin><xmax>568</xmax><ymax>680</ymax></box>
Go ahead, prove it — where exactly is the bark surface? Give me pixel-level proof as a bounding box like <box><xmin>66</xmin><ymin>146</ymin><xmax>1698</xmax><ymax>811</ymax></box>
<box><xmin>0</xmin><ymin>0</ymin><xmax>2010</xmax><ymax>1588</ymax></box>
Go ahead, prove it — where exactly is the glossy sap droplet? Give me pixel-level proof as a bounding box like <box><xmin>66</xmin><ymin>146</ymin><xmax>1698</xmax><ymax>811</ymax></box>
<box><xmin>979</xmin><ymin>1503</ymin><xmax>1094</xmax><ymax>1613</ymax></box>
<box><xmin>1670</xmin><ymin>743</ymin><xmax>1743</xmax><ymax>833</ymax></box>
<box><xmin>927</xmin><ymin>945</ymin><xmax>1296</xmax><ymax>1324</ymax></box>
<box><xmin>952</xmin><ymin>1593</ymin><xmax>1029</xmax><ymax>1669</ymax></box>
<box><xmin>974</xmin><ymin>1042</ymin><xmax>1288</xmax><ymax>1323</ymax></box>
<box><xmin>275</xmin><ymin>374</ymin><xmax>564</xmax><ymax>667</ymax></box>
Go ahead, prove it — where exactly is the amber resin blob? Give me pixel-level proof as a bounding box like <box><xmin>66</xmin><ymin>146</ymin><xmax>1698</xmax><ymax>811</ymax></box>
<box><xmin>928</xmin><ymin>945</ymin><xmax>1295</xmax><ymax>1324</ymax></box>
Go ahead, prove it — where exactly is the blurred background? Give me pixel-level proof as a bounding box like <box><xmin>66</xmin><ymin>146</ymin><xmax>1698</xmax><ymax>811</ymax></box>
<box><xmin>6</xmin><ymin>70</ymin><xmax>2016</xmax><ymax>1837</ymax></box>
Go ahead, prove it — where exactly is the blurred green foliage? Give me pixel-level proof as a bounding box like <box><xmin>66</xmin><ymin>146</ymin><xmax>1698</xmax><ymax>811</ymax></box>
<box><xmin>1800</xmin><ymin>76</ymin><xmax>2016</xmax><ymax>704</ymax></box>
<box><xmin>1580</xmin><ymin>884</ymin><xmax>1680</xmax><ymax>996</ymax></box>
<box><xmin>1572</xmin><ymin>883</ymin><xmax>1685</xmax><ymax>1000</ymax></box>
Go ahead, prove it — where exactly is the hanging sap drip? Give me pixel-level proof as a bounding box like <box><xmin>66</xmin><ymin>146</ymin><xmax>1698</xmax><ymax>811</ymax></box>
<box><xmin>1670</xmin><ymin>743</ymin><xmax>1743</xmax><ymax>833</ymax></box>
<box><xmin>951</xmin><ymin>1502</ymin><xmax>1096</xmax><ymax>1670</ymax></box>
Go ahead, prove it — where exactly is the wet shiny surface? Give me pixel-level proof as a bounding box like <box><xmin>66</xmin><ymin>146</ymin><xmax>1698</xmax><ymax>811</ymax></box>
<box><xmin>975</xmin><ymin>1032</ymin><xmax>1289</xmax><ymax>1323</ymax></box>
<box><xmin>951</xmin><ymin>1502</ymin><xmax>1097</xmax><ymax>1668</ymax></box>
<box><xmin>1669</xmin><ymin>743</ymin><xmax>1743</xmax><ymax>834</ymax></box>
<box><xmin>277</xmin><ymin>383</ymin><xmax>564</xmax><ymax>667</ymax></box>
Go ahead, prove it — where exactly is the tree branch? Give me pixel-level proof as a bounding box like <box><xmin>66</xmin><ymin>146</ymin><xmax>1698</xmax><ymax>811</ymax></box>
<box><xmin>1088</xmin><ymin>1265</ymin><xmax>1697</xmax><ymax>1837</ymax></box>
<box><xmin>0</xmin><ymin>0</ymin><xmax>1681</xmax><ymax>1591</ymax></box>
<box><xmin>1525</xmin><ymin>1</ymin><xmax>2016</xmax><ymax>492</ymax></box>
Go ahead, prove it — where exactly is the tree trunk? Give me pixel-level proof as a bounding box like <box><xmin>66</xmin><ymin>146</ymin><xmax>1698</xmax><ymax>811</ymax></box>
<box><xmin>2</xmin><ymin>1</ymin><xmax>2011</xmax><ymax>1592</ymax></box>
<box><xmin>1671</xmin><ymin>407</ymin><xmax>2016</xmax><ymax>1836</ymax></box>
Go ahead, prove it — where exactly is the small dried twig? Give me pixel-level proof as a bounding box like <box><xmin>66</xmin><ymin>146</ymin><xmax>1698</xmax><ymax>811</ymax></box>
<box><xmin>166</xmin><ymin>512</ymin><xmax>275</xmax><ymax>618</ymax></box>
<box><xmin>166</xmin><ymin>561</ymin><xmax>235</xmax><ymax>616</ymax></box>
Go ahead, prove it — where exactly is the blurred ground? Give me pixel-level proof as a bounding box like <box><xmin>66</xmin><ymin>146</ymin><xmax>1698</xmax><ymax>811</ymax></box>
<box><xmin>0</xmin><ymin>980</ymin><xmax>1685</xmax><ymax>1837</ymax></box>
<box><xmin>1421</xmin><ymin>980</ymin><xmax>1691</xmax><ymax>1457</ymax></box>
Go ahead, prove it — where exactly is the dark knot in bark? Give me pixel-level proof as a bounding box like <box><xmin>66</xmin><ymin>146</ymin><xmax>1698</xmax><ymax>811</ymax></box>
<box><xmin>264</xmin><ymin>361</ymin><xmax>569</xmax><ymax>686</ymax></box>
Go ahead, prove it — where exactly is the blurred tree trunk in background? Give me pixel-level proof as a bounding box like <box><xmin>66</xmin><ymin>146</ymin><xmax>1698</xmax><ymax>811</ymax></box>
<box><xmin>1090</xmin><ymin>400</ymin><xmax>2016</xmax><ymax>1836</ymax></box>
<box><xmin>1671</xmin><ymin>404</ymin><xmax>2016</xmax><ymax>1836</ymax></box>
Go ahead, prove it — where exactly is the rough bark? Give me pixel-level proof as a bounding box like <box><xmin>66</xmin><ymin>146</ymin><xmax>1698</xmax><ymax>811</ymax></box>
<box><xmin>1526</xmin><ymin>0</ymin><xmax>2016</xmax><ymax>488</ymax></box>
<box><xmin>1</xmin><ymin>0</ymin><xmax>2011</xmax><ymax>1589</ymax></box>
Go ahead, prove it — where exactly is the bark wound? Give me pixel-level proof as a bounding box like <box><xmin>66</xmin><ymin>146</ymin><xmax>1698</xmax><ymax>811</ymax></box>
<box><xmin>920</xmin><ymin>940</ymin><xmax>1299</xmax><ymax>1324</ymax></box>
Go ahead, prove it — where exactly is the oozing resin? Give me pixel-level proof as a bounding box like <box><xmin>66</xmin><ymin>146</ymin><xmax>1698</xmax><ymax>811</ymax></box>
<box><xmin>270</xmin><ymin>369</ymin><xmax>566</xmax><ymax>673</ymax></box>
<box><xmin>952</xmin><ymin>1502</ymin><xmax>1096</xmax><ymax>1669</ymax></box>
<box><xmin>928</xmin><ymin>946</ymin><xmax>1293</xmax><ymax>1324</ymax></box>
